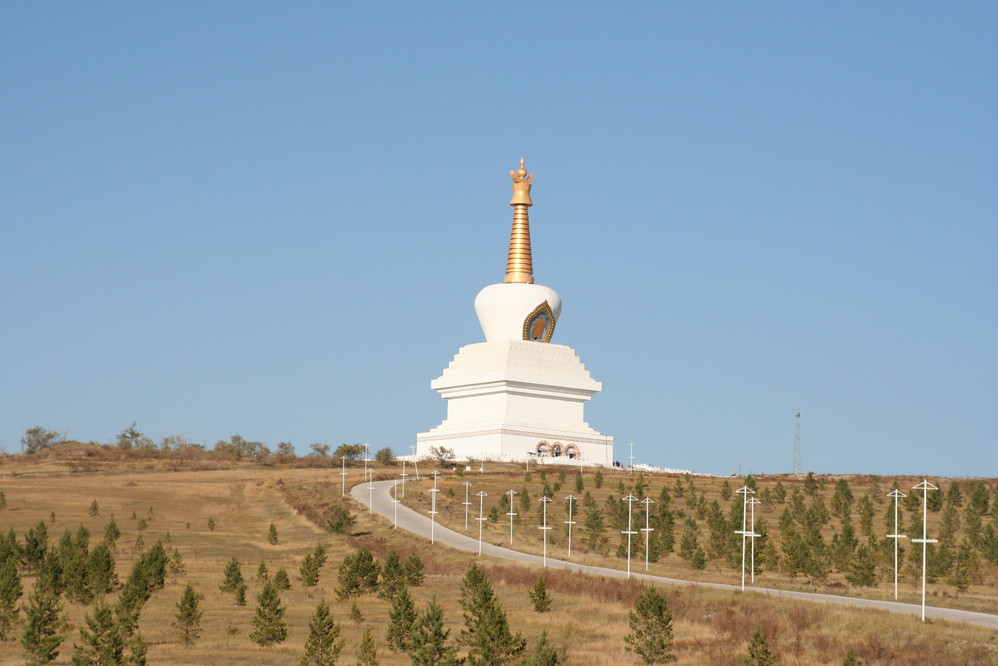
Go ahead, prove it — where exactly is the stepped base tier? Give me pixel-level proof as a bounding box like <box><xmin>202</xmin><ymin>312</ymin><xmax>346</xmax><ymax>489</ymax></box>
<box><xmin>417</xmin><ymin>339</ymin><xmax>614</xmax><ymax>465</ymax></box>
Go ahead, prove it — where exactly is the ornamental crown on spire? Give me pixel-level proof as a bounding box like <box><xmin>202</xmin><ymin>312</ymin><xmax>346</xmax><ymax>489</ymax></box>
<box><xmin>509</xmin><ymin>158</ymin><xmax>534</xmax><ymax>206</ymax></box>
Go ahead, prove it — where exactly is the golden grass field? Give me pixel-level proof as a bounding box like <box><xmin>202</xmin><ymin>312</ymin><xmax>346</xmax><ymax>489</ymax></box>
<box><xmin>0</xmin><ymin>448</ymin><xmax>995</xmax><ymax>665</ymax></box>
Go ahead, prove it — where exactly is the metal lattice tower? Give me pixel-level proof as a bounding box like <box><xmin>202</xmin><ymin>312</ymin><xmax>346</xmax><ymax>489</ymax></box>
<box><xmin>793</xmin><ymin>411</ymin><xmax>802</xmax><ymax>475</ymax></box>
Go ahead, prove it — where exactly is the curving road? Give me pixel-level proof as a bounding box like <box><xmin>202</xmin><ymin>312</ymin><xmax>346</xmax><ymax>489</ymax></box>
<box><xmin>351</xmin><ymin>479</ymin><xmax>998</xmax><ymax>629</ymax></box>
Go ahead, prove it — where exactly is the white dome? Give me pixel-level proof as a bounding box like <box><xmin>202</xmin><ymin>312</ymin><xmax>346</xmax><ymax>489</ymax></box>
<box><xmin>474</xmin><ymin>282</ymin><xmax>562</xmax><ymax>342</ymax></box>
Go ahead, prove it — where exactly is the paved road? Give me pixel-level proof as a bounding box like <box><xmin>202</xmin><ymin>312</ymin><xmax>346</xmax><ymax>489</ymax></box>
<box><xmin>351</xmin><ymin>479</ymin><xmax>998</xmax><ymax>629</ymax></box>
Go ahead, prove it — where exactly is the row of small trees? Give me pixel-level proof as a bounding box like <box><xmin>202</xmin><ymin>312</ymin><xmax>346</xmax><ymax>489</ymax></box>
<box><xmin>426</xmin><ymin>468</ymin><xmax>997</xmax><ymax>591</ymax></box>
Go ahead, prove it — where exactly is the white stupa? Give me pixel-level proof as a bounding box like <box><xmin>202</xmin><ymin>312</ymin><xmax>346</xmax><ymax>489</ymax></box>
<box><xmin>416</xmin><ymin>160</ymin><xmax>614</xmax><ymax>466</ymax></box>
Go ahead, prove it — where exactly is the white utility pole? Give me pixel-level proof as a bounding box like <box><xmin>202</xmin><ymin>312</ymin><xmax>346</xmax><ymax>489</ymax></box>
<box><xmin>621</xmin><ymin>494</ymin><xmax>639</xmax><ymax>578</ymax></box>
<box><xmin>366</xmin><ymin>469</ymin><xmax>374</xmax><ymax>515</ymax></box>
<box><xmin>912</xmin><ymin>480</ymin><xmax>939</xmax><ymax>622</ymax></box>
<box><xmin>340</xmin><ymin>456</ymin><xmax>347</xmax><ymax>497</ymax></box>
<box><xmin>564</xmin><ymin>494</ymin><xmax>577</xmax><ymax>559</ymax></box>
<box><xmin>462</xmin><ymin>481</ymin><xmax>472</xmax><ymax>531</ymax></box>
<box><xmin>400</xmin><ymin>460</ymin><xmax>408</xmax><ymax>498</ymax></box>
<box><xmin>734</xmin><ymin>485</ymin><xmax>756</xmax><ymax>591</ymax></box>
<box><xmin>887</xmin><ymin>488</ymin><xmax>908</xmax><ymax>600</ymax></box>
<box><xmin>793</xmin><ymin>411</ymin><xmax>802</xmax><ymax>475</ymax></box>
<box><xmin>748</xmin><ymin>497</ymin><xmax>761</xmax><ymax>583</ymax></box>
<box><xmin>538</xmin><ymin>496</ymin><xmax>553</xmax><ymax>567</ymax></box>
<box><xmin>391</xmin><ymin>481</ymin><xmax>399</xmax><ymax>529</ymax></box>
<box><xmin>628</xmin><ymin>442</ymin><xmax>635</xmax><ymax>474</ymax></box>
<box><xmin>429</xmin><ymin>470</ymin><xmax>440</xmax><ymax>544</ymax></box>
<box><xmin>506</xmin><ymin>489</ymin><xmax>518</xmax><ymax>545</ymax></box>
<box><xmin>475</xmin><ymin>491</ymin><xmax>487</xmax><ymax>556</ymax></box>
<box><xmin>641</xmin><ymin>497</ymin><xmax>655</xmax><ymax>572</ymax></box>
<box><xmin>363</xmin><ymin>444</ymin><xmax>369</xmax><ymax>481</ymax></box>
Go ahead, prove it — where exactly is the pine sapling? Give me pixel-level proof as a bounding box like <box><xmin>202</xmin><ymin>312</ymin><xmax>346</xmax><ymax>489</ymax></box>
<box><xmin>529</xmin><ymin>576</ymin><xmax>552</xmax><ymax>613</ymax></box>
<box><xmin>172</xmin><ymin>584</ymin><xmax>203</xmax><ymax>646</ymax></box>
<box><xmin>300</xmin><ymin>600</ymin><xmax>344</xmax><ymax>666</ymax></box>
<box><xmin>249</xmin><ymin>580</ymin><xmax>287</xmax><ymax>646</ymax></box>
<box><xmin>357</xmin><ymin>628</ymin><xmax>378</xmax><ymax>666</ymax></box>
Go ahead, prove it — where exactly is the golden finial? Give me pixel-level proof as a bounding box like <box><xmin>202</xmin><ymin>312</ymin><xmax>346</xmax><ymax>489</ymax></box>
<box><xmin>505</xmin><ymin>158</ymin><xmax>534</xmax><ymax>284</ymax></box>
<box><xmin>509</xmin><ymin>158</ymin><xmax>534</xmax><ymax>206</ymax></box>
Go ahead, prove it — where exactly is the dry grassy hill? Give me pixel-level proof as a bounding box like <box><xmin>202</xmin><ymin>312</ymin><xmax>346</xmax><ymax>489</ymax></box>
<box><xmin>0</xmin><ymin>449</ymin><xmax>994</xmax><ymax>665</ymax></box>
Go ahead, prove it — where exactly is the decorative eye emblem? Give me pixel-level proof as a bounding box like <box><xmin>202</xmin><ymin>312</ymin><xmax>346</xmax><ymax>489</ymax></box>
<box><xmin>523</xmin><ymin>301</ymin><xmax>556</xmax><ymax>343</ymax></box>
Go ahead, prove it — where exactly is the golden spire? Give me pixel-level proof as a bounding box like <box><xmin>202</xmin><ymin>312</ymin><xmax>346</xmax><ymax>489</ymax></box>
<box><xmin>505</xmin><ymin>158</ymin><xmax>535</xmax><ymax>284</ymax></box>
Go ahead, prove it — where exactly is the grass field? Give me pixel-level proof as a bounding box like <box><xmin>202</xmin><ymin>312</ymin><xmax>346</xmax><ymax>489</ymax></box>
<box><xmin>0</xmin><ymin>448</ymin><xmax>995</xmax><ymax>665</ymax></box>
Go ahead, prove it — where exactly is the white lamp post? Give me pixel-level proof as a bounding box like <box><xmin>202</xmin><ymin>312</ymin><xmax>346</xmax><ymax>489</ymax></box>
<box><xmin>340</xmin><ymin>456</ymin><xmax>347</xmax><ymax>497</ymax></box>
<box><xmin>429</xmin><ymin>470</ymin><xmax>440</xmax><ymax>544</ymax></box>
<box><xmin>747</xmin><ymin>497</ymin><xmax>761</xmax><ymax>583</ymax></box>
<box><xmin>628</xmin><ymin>442</ymin><xmax>635</xmax><ymax>475</ymax></box>
<box><xmin>912</xmin><ymin>480</ymin><xmax>939</xmax><ymax>622</ymax></box>
<box><xmin>539</xmin><ymin>496</ymin><xmax>553</xmax><ymax>567</ymax></box>
<box><xmin>564</xmin><ymin>494</ymin><xmax>577</xmax><ymax>559</ymax></box>
<box><xmin>621</xmin><ymin>494</ymin><xmax>639</xmax><ymax>578</ymax></box>
<box><xmin>506</xmin><ymin>489</ymin><xmax>518</xmax><ymax>545</ymax></box>
<box><xmin>641</xmin><ymin>497</ymin><xmax>655</xmax><ymax>572</ymax></box>
<box><xmin>366</xmin><ymin>469</ymin><xmax>374</xmax><ymax>515</ymax></box>
<box><xmin>391</xmin><ymin>481</ymin><xmax>399</xmax><ymax>529</ymax></box>
<box><xmin>734</xmin><ymin>485</ymin><xmax>756</xmax><ymax>591</ymax></box>
<box><xmin>462</xmin><ymin>481</ymin><xmax>472</xmax><ymax>531</ymax></box>
<box><xmin>475</xmin><ymin>491</ymin><xmax>487</xmax><ymax>556</ymax></box>
<box><xmin>886</xmin><ymin>488</ymin><xmax>908</xmax><ymax>600</ymax></box>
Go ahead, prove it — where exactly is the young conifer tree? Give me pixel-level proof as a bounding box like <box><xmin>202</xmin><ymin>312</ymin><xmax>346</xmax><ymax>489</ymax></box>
<box><xmin>624</xmin><ymin>587</ymin><xmax>675</xmax><ymax>664</ymax></box>
<box><xmin>402</xmin><ymin>554</ymin><xmax>424</xmax><ymax>586</ymax></box>
<box><xmin>0</xmin><ymin>559</ymin><xmax>23</xmax><ymax>640</ymax></box>
<box><xmin>378</xmin><ymin>550</ymin><xmax>405</xmax><ymax>600</ymax></box>
<box><xmin>357</xmin><ymin>628</ymin><xmax>378</xmax><ymax>666</ymax></box>
<box><xmin>273</xmin><ymin>568</ymin><xmax>291</xmax><ymax>590</ymax></box>
<box><xmin>300</xmin><ymin>599</ymin><xmax>344</xmax><ymax>666</ymax></box>
<box><xmin>173</xmin><ymin>584</ymin><xmax>203</xmax><ymax>646</ymax></box>
<box><xmin>127</xmin><ymin>633</ymin><xmax>147</xmax><ymax>666</ymax></box>
<box><xmin>528</xmin><ymin>576</ymin><xmax>552</xmax><ymax>612</ymax></box>
<box><xmin>86</xmin><ymin>542</ymin><xmax>117</xmax><ymax>596</ymax></box>
<box><xmin>743</xmin><ymin>627</ymin><xmax>778</xmax><ymax>666</ymax></box>
<box><xmin>234</xmin><ymin>582</ymin><xmax>247</xmax><ymax>607</ymax></box>
<box><xmin>220</xmin><ymin>557</ymin><xmax>244</xmax><ymax>593</ymax></box>
<box><xmin>21</xmin><ymin>584</ymin><xmax>65</xmax><ymax>665</ymax></box>
<box><xmin>409</xmin><ymin>599</ymin><xmax>461</xmax><ymax>666</ymax></box>
<box><xmin>349</xmin><ymin>602</ymin><xmax>364</xmax><ymax>623</ymax></box>
<box><xmin>300</xmin><ymin>552</ymin><xmax>320</xmax><ymax>587</ymax></box>
<box><xmin>523</xmin><ymin>630</ymin><xmax>561</xmax><ymax>666</ymax></box>
<box><xmin>71</xmin><ymin>600</ymin><xmax>124</xmax><ymax>666</ymax></box>
<box><xmin>385</xmin><ymin>587</ymin><xmax>416</xmax><ymax>653</ymax></box>
<box><xmin>24</xmin><ymin>521</ymin><xmax>49</xmax><ymax>572</ymax></box>
<box><xmin>249</xmin><ymin>580</ymin><xmax>287</xmax><ymax>646</ymax></box>
<box><xmin>103</xmin><ymin>516</ymin><xmax>120</xmax><ymax>549</ymax></box>
<box><xmin>458</xmin><ymin>564</ymin><xmax>525</xmax><ymax>664</ymax></box>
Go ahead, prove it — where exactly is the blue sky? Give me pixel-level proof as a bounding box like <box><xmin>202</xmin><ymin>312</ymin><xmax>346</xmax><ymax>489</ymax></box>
<box><xmin>2</xmin><ymin>4</ymin><xmax>995</xmax><ymax>477</ymax></box>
